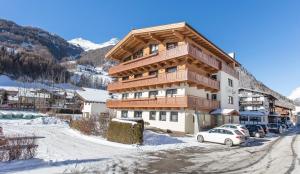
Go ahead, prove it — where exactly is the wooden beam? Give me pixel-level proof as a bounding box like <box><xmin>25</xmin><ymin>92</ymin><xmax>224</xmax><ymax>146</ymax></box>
<box><xmin>149</xmin><ymin>33</ymin><xmax>163</xmax><ymax>43</ymax></box>
<box><xmin>133</xmin><ymin>35</ymin><xmax>147</xmax><ymax>45</ymax></box>
<box><xmin>120</xmin><ymin>46</ymin><xmax>133</xmax><ymax>54</ymax></box>
<box><xmin>173</xmin><ymin>30</ymin><xmax>185</xmax><ymax>40</ymax></box>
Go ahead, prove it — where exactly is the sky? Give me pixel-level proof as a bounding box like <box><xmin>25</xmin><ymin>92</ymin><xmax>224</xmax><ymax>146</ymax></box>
<box><xmin>0</xmin><ymin>0</ymin><xmax>299</xmax><ymax>96</ymax></box>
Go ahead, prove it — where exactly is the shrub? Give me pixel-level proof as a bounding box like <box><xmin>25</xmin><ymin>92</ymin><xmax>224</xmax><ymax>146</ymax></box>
<box><xmin>106</xmin><ymin>119</ymin><xmax>143</xmax><ymax>144</ymax></box>
<box><xmin>70</xmin><ymin>118</ymin><xmax>96</xmax><ymax>135</ymax></box>
<box><xmin>0</xmin><ymin>136</ymin><xmax>38</xmax><ymax>162</ymax></box>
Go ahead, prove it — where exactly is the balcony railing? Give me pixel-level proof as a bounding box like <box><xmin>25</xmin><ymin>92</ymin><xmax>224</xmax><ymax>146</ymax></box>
<box><xmin>109</xmin><ymin>44</ymin><xmax>220</xmax><ymax>75</ymax></box>
<box><xmin>221</xmin><ymin>63</ymin><xmax>239</xmax><ymax>79</ymax></box>
<box><xmin>106</xmin><ymin>95</ymin><xmax>220</xmax><ymax>111</ymax></box>
<box><xmin>239</xmin><ymin>100</ymin><xmax>264</xmax><ymax>105</ymax></box>
<box><xmin>107</xmin><ymin>70</ymin><xmax>220</xmax><ymax>92</ymax></box>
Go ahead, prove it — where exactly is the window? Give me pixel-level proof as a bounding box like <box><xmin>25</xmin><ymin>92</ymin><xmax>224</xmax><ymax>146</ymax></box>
<box><xmin>166</xmin><ymin>89</ymin><xmax>177</xmax><ymax>97</ymax></box>
<box><xmin>211</xmin><ymin>75</ymin><xmax>217</xmax><ymax>80</ymax></box>
<box><xmin>149</xmin><ymin>91</ymin><xmax>158</xmax><ymax>98</ymax></box>
<box><xmin>228</xmin><ymin>78</ymin><xmax>233</xmax><ymax>87</ymax></box>
<box><xmin>122</xmin><ymin>76</ymin><xmax>129</xmax><ymax>81</ymax></box>
<box><xmin>206</xmin><ymin>93</ymin><xmax>210</xmax><ymax>100</ymax></box>
<box><xmin>121</xmin><ymin>111</ymin><xmax>128</xmax><ymax>118</ymax></box>
<box><xmin>133</xmin><ymin>49</ymin><xmax>143</xmax><ymax>59</ymax></box>
<box><xmin>159</xmin><ymin>111</ymin><xmax>166</xmax><ymax>121</ymax></box>
<box><xmin>252</xmin><ymin>106</ymin><xmax>259</xmax><ymax>111</ymax></box>
<box><xmin>228</xmin><ymin>96</ymin><xmax>234</xmax><ymax>104</ymax></box>
<box><xmin>149</xmin><ymin>70</ymin><xmax>158</xmax><ymax>76</ymax></box>
<box><xmin>253</xmin><ymin>97</ymin><xmax>259</xmax><ymax>101</ymax></box>
<box><xmin>134</xmin><ymin>74</ymin><xmax>142</xmax><ymax>78</ymax></box>
<box><xmin>250</xmin><ymin>116</ymin><xmax>262</xmax><ymax>122</ymax></box>
<box><xmin>170</xmin><ymin>112</ymin><xmax>178</xmax><ymax>122</ymax></box>
<box><xmin>122</xmin><ymin>93</ymin><xmax>129</xmax><ymax>99</ymax></box>
<box><xmin>149</xmin><ymin>44</ymin><xmax>159</xmax><ymax>54</ymax></box>
<box><xmin>212</xmin><ymin>94</ymin><xmax>217</xmax><ymax>100</ymax></box>
<box><xmin>134</xmin><ymin>111</ymin><xmax>142</xmax><ymax>118</ymax></box>
<box><xmin>166</xmin><ymin>66</ymin><xmax>177</xmax><ymax>73</ymax></box>
<box><xmin>134</xmin><ymin>92</ymin><xmax>142</xmax><ymax>99</ymax></box>
<box><xmin>166</xmin><ymin>42</ymin><xmax>178</xmax><ymax>50</ymax></box>
<box><xmin>149</xmin><ymin>111</ymin><xmax>156</xmax><ymax>120</ymax></box>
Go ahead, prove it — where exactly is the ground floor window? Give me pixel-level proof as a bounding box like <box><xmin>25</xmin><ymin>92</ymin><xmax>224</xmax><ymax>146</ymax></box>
<box><xmin>170</xmin><ymin>112</ymin><xmax>178</xmax><ymax>122</ymax></box>
<box><xmin>159</xmin><ymin>111</ymin><xmax>166</xmax><ymax>121</ymax></box>
<box><xmin>240</xmin><ymin>116</ymin><xmax>248</xmax><ymax>122</ymax></box>
<box><xmin>149</xmin><ymin>111</ymin><xmax>156</xmax><ymax>120</ymax></box>
<box><xmin>134</xmin><ymin>111</ymin><xmax>142</xmax><ymax>118</ymax></box>
<box><xmin>121</xmin><ymin>110</ymin><xmax>128</xmax><ymax>118</ymax></box>
<box><xmin>249</xmin><ymin>116</ymin><xmax>262</xmax><ymax>123</ymax></box>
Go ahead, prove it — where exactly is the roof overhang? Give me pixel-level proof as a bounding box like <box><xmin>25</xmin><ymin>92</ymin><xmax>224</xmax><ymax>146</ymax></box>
<box><xmin>105</xmin><ymin>22</ymin><xmax>240</xmax><ymax>66</ymax></box>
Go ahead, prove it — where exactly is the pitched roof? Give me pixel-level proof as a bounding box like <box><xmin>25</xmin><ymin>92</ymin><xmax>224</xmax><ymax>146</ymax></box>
<box><xmin>76</xmin><ymin>88</ymin><xmax>109</xmax><ymax>103</ymax></box>
<box><xmin>105</xmin><ymin>22</ymin><xmax>239</xmax><ymax>65</ymax></box>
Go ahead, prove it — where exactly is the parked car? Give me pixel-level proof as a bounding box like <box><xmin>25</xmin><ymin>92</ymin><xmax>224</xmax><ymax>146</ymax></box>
<box><xmin>268</xmin><ymin>123</ymin><xmax>283</xmax><ymax>134</ymax></box>
<box><xmin>245</xmin><ymin>125</ymin><xmax>265</xmax><ymax>138</ymax></box>
<box><xmin>219</xmin><ymin>124</ymin><xmax>250</xmax><ymax>138</ymax></box>
<box><xmin>258</xmin><ymin>124</ymin><xmax>270</xmax><ymax>134</ymax></box>
<box><xmin>196</xmin><ymin>128</ymin><xmax>245</xmax><ymax>147</ymax></box>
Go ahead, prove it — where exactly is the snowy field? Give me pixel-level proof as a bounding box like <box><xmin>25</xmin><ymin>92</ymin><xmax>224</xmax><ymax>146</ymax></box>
<box><xmin>0</xmin><ymin>117</ymin><xmax>207</xmax><ymax>174</ymax></box>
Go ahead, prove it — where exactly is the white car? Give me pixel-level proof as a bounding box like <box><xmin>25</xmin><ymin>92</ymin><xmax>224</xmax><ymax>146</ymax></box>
<box><xmin>196</xmin><ymin>128</ymin><xmax>245</xmax><ymax>147</ymax></box>
<box><xmin>220</xmin><ymin>124</ymin><xmax>250</xmax><ymax>137</ymax></box>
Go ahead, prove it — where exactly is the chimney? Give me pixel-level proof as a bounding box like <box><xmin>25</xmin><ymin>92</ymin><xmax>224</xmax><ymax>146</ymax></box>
<box><xmin>228</xmin><ymin>52</ymin><xmax>235</xmax><ymax>59</ymax></box>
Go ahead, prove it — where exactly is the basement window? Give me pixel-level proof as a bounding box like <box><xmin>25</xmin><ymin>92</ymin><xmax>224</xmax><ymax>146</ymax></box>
<box><xmin>149</xmin><ymin>111</ymin><xmax>156</xmax><ymax>120</ymax></box>
<box><xmin>159</xmin><ymin>111</ymin><xmax>166</xmax><ymax>121</ymax></box>
<box><xmin>170</xmin><ymin>112</ymin><xmax>178</xmax><ymax>122</ymax></box>
<box><xmin>121</xmin><ymin>111</ymin><xmax>128</xmax><ymax>118</ymax></box>
<box><xmin>134</xmin><ymin>111</ymin><xmax>143</xmax><ymax>118</ymax></box>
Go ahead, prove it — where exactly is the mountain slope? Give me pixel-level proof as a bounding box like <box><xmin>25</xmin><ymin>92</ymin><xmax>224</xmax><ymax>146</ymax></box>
<box><xmin>0</xmin><ymin>18</ymin><xmax>83</xmax><ymax>60</ymax></box>
<box><xmin>68</xmin><ymin>38</ymin><xmax>118</xmax><ymax>51</ymax></box>
<box><xmin>238</xmin><ymin>66</ymin><xmax>295</xmax><ymax>109</ymax></box>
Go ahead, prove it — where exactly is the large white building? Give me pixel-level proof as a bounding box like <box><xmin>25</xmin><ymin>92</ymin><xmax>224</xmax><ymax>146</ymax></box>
<box><xmin>106</xmin><ymin>22</ymin><xmax>240</xmax><ymax>134</ymax></box>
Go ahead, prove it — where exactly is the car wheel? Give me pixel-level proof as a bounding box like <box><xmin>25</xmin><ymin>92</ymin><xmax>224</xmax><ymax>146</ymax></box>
<box><xmin>255</xmin><ymin>133</ymin><xmax>260</xmax><ymax>138</ymax></box>
<box><xmin>225</xmin><ymin>138</ymin><xmax>233</xmax><ymax>147</ymax></box>
<box><xmin>197</xmin><ymin>135</ymin><xmax>204</xmax><ymax>143</ymax></box>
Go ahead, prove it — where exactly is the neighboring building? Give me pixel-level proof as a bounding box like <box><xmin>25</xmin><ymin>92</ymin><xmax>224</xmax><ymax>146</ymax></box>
<box><xmin>106</xmin><ymin>22</ymin><xmax>240</xmax><ymax>134</ymax></box>
<box><xmin>238</xmin><ymin>88</ymin><xmax>277</xmax><ymax>125</ymax></box>
<box><xmin>76</xmin><ymin>88</ymin><xmax>110</xmax><ymax>117</ymax></box>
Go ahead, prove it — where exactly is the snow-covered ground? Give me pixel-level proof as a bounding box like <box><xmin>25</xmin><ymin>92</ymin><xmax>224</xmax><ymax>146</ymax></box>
<box><xmin>0</xmin><ymin>118</ymin><xmax>204</xmax><ymax>174</ymax></box>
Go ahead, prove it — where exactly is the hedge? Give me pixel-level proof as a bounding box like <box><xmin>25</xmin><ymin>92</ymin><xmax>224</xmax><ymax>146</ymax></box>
<box><xmin>106</xmin><ymin>119</ymin><xmax>143</xmax><ymax>145</ymax></box>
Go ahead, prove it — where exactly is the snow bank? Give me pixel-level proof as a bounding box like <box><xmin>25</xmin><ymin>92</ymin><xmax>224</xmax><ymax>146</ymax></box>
<box><xmin>111</xmin><ymin>118</ymin><xmax>137</xmax><ymax>125</ymax></box>
<box><xmin>143</xmin><ymin>130</ymin><xmax>183</xmax><ymax>145</ymax></box>
<box><xmin>28</xmin><ymin>117</ymin><xmax>66</xmax><ymax>125</ymax></box>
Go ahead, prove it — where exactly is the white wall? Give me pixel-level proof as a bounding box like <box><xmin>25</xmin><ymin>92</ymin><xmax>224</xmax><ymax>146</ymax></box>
<box><xmin>116</xmin><ymin>109</ymin><xmax>192</xmax><ymax>133</ymax></box>
<box><xmin>82</xmin><ymin>102</ymin><xmax>107</xmax><ymax>116</ymax></box>
<box><xmin>217</xmin><ymin>71</ymin><xmax>239</xmax><ymax>110</ymax></box>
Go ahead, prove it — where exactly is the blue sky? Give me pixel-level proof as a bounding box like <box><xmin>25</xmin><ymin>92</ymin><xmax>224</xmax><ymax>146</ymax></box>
<box><xmin>1</xmin><ymin>0</ymin><xmax>299</xmax><ymax>96</ymax></box>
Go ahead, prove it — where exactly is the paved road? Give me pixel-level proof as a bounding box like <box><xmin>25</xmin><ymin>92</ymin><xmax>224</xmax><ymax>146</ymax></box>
<box><xmin>137</xmin><ymin>127</ymin><xmax>300</xmax><ymax>174</ymax></box>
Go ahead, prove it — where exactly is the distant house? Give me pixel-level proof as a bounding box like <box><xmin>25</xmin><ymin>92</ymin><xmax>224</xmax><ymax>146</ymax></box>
<box><xmin>76</xmin><ymin>88</ymin><xmax>110</xmax><ymax>117</ymax></box>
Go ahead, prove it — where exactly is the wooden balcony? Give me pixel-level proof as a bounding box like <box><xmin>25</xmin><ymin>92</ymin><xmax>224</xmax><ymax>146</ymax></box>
<box><xmin>108</xmin><ymin>44</ymin><xmax>220</xmax><ymax>75</ymax></box>
<box><xmin>107</xmin><ymin>70</ymin><xmax>219</xmax><ymax>92</ymax></box>
<box><xmin>106</xmin><ymin>95</ymin><xmax>220</xmax><ymax>111</ymax></box>
<box><xmin>221</xmin><ymin>63</ymin><xmax>239</xmax><ymax>79</ymax></box>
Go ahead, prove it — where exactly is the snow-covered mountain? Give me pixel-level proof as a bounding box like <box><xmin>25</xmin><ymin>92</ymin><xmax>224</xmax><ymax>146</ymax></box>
<box><xmin>68</xmin><ymin>38</ymin><xmax>118</xmax><ymax>51</ymax></box>
<box><xmin>288</xmin><ymin>87</ymin><xmax>300</xmax><ymax>101</ymax></box>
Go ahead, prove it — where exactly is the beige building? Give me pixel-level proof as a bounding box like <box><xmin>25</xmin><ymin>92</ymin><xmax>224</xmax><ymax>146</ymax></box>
<box><xmin>106</xmin><ymin>22</ymin><xmax>240</xmax><ymax>133</ymax></box>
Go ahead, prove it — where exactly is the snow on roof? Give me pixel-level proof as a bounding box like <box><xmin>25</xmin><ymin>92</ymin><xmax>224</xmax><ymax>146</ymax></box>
<box><xmin>240</xmin><ymin>110</ymin><xmax>268</xmax><ymax>116</ymax></box>
<box><xmin>76</xmin><ymin>87</ymin><xmax>109</xmax><ymax>103</ymax></box>
<box><xmin>210</xmin><ymin>109</ymin><xmax>239</xmax><ymax>116</ymax></box>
